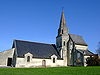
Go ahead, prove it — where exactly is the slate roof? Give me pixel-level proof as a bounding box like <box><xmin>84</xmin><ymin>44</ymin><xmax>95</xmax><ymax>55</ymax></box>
<box><xmin>77</xmin><ymin>49</ymin><xmax>94</xmax><ymax>56</ymax></box>
<box><xmin>77</xmin><ymin>49</ymin><xmax>84</xmax><ymax>54</ymax></box>
<box><xmin>84</xmin><ymin>50</ymin><xmax>94</xmax><ymax>56</ymax></box>
<box><xmin>69</xmin><ymin>34</ymin><xmax>87</xmax><ymax>46</ymax></box>
<box><xmin>13</xmin><ymin>40</ymin><xmax>61</xmax><ymax>59</ymax></box>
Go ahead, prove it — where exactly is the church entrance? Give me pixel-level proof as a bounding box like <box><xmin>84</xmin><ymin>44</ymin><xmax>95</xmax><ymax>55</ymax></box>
<box><xmin>42</xmin><ymin>60</ymin><xmax>46</xmax><ymax>67</ymax></box>
<box><xmin>7</xmin><ymin>58</ymin><xmax>12</xmax><ymax>66</ymax></box>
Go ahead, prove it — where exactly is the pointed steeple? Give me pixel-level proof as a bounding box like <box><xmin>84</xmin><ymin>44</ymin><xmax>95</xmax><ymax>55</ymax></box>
<box><xmin>58</xmin><ymin>10</ymin><xmax>68</xmax><ymax>36</ymax></box>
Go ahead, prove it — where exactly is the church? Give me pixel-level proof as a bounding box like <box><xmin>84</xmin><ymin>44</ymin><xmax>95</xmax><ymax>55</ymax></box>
<box><xmin>0</xmin><ymin>11</ymin><xmax>93</xmax><ymax>67</ymax></box>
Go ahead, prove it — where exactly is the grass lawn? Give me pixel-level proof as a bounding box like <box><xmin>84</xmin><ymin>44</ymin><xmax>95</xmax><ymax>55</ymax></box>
<box><xmin>0</xmin><ymin>66</ymin><xmax>100</xmax><ymax>75</ymax></box>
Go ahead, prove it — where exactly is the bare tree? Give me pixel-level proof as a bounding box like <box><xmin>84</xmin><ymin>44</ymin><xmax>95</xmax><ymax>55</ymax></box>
<box><xmin>96</xmin><ymin>42</ymin><xmax>100</xmax><ymax>55</ymax></box>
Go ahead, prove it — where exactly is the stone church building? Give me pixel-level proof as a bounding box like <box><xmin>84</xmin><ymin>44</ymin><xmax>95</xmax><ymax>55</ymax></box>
<box><xmin>0</xmin><ymin>11</ymin><xmax>93</xmax><ymax>67</ymax></box>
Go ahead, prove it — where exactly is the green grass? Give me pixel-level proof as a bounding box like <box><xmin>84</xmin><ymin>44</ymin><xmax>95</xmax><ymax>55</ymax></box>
<box><xmin>0</xmin><ymin>67</ymin><xmax>100</xmax><ymax>75</ymax></box>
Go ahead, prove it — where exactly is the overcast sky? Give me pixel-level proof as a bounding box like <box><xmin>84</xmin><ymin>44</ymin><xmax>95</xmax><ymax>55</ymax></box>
<box><xmin>0</xmin><ymin>0</ymin><xmax>100</xmax><ymax>53</ymax></box>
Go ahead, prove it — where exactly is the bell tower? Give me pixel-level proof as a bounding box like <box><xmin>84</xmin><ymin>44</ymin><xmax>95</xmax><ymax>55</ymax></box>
<box><xmin>56</xmin><ymin>10</ymin><xmax>69</xmax><ymax>66</ymax></box>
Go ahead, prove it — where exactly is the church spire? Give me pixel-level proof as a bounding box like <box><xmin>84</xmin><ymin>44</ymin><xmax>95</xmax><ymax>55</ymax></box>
<box><xmin>58</xmin><ymin>10</ymin><xmax>68</xmax><ymax>36</ymax></box>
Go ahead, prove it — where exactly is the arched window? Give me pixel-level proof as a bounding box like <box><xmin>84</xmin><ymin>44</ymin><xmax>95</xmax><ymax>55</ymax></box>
<box><xmin>77</xmin><ymin>53</ymin><xmax>81</xmax><ymax>58</ymax></box>
<box><xmin>27</xmin><ymin>56</ymin><xmax>30</xmax><ymax>62</ymax></box>
<box><xmin>64</xmin><ymin>41</ymin><xmax>65</xmax><ymax>46</ymax></box>
<box><xmin>62</xmin><ymin>30</ymin><xmax>63</xmax><ymax>34</ymax></box>
<box><xmin>53</xmin><ymin>58</ymin><xmax>55</xmax><ymax>63</ymax></box>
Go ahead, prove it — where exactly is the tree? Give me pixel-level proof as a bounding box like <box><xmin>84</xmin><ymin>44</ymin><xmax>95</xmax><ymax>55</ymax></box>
<box><xmin>86</xmin><ymin>54</ymin><xmax>100</xmax><ymax>66</ymax></box>
<box><xmin>96</xmin><ymin>42</ymin><xmax>100</xmax><ymax>55</ymax></box>
<box><xmin>86</xmin><ymin>42</ymin><xmax>100</xmax><ymax>66</ymax></box>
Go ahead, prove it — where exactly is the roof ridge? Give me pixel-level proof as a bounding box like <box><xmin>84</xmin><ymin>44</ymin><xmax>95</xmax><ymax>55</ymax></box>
<box><xmin>0</xmin><ymin>49</ymin><xmax>13</xmax><ymax>53</ymax></box>
<box><xmin>15</xmin><ymin>40</ymin><xmax>51</xmax><ymax>45</ymax></box>
<box><xmin>69</xmin><ymin>33</ymin><xmax>82</xmax><ymax>37</ymax></box>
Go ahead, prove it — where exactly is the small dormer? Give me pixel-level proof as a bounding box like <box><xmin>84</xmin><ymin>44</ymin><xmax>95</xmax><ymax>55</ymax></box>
<box><xmin>24</xmin><ymin>52</ymin><xmax>33</xmax><ymax>63</ymax></box>
<box><xmin>51</xmin><ymin>55</ymin><xmax>57</xmax><ymax>63</ymax></box>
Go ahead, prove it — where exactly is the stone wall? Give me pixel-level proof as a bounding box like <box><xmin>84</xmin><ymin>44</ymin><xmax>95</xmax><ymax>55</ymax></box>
<box><xmin>0</xmin><ymin>48</ymin><xmax>14</xmax><ymax>66</ymax></box>
<box><xmin>75</xmin><ymin>45</ymin><xmax>88</xmax><ymax>50</ymax></box>
<box><xmin>84</xmin><ymin>56</ymin><xmax>90</xmax><ymax>66</ymax></box>
<box><xmin>15</xmin><ymin>57</ymin><xmax>65</xmax><ymax>68</ymax></box>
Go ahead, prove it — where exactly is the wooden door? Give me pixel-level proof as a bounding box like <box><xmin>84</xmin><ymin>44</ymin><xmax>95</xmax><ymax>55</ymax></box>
<box><xmin>42</xmin><ymin>60</ymin><xmax>46</xmax><ymax>67</ymax></box>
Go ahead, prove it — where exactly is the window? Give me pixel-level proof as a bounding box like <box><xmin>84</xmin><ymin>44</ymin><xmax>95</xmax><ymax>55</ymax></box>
<box><xmin>62</xmin><ymin>30</ymin><xmax>63</xmax><ymax>34</ymax></box>
<box><xmin>27</xmin><ymin>56</ymin><xmax>30</xmax><ymax>62</ymax></box>
<box><xmin>53</xmin><ymin>58</ymin><xmax>55</xmax><ymax>63</ymax></box>
<box><xmin>77</xmin><ymin>53</ymin><xmax>80</xmax><ymax>58</ymax></box>
<box><xmin>63</xmin><ymin>41</ymin><xmax>65</xmax><ymax>46</ymax></box>
<box><xmin>7</xmin><ymin>58</ymin><xmax>12</xmax><ymax>66</ymax></box>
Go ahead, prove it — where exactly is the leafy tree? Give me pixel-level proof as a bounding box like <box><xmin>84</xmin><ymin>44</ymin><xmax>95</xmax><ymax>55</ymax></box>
<box><xmin>86</xmin><ymin>55</ymin><xmax>100</xmax><ymax>66</ymax></box>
